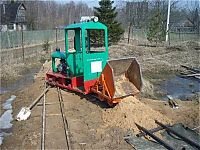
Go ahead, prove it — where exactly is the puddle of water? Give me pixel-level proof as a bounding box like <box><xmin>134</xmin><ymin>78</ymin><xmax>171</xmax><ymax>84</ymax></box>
<box><xmin>160</xmin><ymin>76</ymin><xmax>200</xmax><ymax>100</ymax></box>
<box><xmin>0</xmin><ymin>95</ymin><xmax>16</xmax><ymax>145</ymax></box>
<box><xmin>2</xmin><ymin>95</ymin><xmax>16</xmax><ymax>110</ymax></box>
<box><xmin>0</xmin><ymin>110</ymin><xmax>13</xmax><ymax>129</ymax></box>
<box><xmin>0</xmin><ymin>65</ymin><xmax>41</xmax><ymax>144</ymax></box>
<box><xmin>0</xmin><ymin>87</ymin><xmax>8</xmax><ymax>95</ymax></box>
<box><xmin>0</xmin><ymin>67</ymin><xmax>40</xmax><ymax>94</ymax></box>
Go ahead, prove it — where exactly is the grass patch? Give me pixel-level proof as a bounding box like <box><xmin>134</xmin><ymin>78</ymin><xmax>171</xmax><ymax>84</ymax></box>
<box><xmin>1</xmin><ymin>54</ymin><xmax>50</xmax><ymax>86</ymax></box>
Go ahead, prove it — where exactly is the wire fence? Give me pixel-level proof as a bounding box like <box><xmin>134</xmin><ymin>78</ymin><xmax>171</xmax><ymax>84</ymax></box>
<box><xmin>129</xmin><ymin>29</ymin><xmax>199</xmax><ymax>43</ymax></box>
<box><xmin>1</xmin><ymin>28</ymin><xmax>199</xmax><ymax>49</ymax></box>
<box><xmin>0</xmin><ymin>29</ymin><xmax>65</xmax><ymax>49</ymax></box>
<box><xmin>169</xmin><ymin>32</ymin><xmax>199</xmax><ymax>42</ymax></box>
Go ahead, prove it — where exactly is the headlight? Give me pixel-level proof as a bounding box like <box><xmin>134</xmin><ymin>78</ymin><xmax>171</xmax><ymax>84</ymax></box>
<box><xmin>93</xmin><ymin>17</ymin><xmax>98</xmax><ymax>22</ymax></box>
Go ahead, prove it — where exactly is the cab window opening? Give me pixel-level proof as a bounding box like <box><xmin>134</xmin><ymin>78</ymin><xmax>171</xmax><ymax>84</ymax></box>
<box><xmin>67</xmin><ymin>29</ymin><xmax>82</xmax><ymax>53</ymax></box>
<box><xmin>67</xmin><ymin>30</ymin><xmax>75</xmax><ymax>52</ymax></box>
<box><xmin>86</xmin><ymin>29</ymin><xmax>105</xmax><ymax>53</ymax></box>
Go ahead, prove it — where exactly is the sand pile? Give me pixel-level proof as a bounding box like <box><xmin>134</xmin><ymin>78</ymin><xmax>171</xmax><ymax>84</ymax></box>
<box><xmin>102</xmin><ymin>96</ymin><xmax>171</xmax><ymax>133</ymax></box>
<box><xmin>114</xmin><ymin>74</ymin><xmax>139</xmax><ymax>98</ymax></box>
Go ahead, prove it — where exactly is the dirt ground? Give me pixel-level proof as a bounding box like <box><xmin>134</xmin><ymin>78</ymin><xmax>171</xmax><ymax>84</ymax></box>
<box><xmin>1</xmin><ymin>77</ymin><xmax>199</xmax><ymax>149</ymax></box>
<box><xmin>0</xmin><ymin>41</ymin><xmax>199</xmax><ymax>149</ymax></box>
<box><xmin>0</xmin><ymin>77</ymin><xmax>133</xmax><ymax>149</ymax></box>
<box><xmin>141</xmin><ymin>98</ymin><xmax>200</xmax><ymax>130</ymax></box>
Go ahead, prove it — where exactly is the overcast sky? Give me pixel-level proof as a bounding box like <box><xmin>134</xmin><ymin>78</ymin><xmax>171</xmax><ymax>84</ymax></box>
<box><xmin>54</xmin><ymin>0</ymin><xmax>198</xmax><ymax>8</ymax></box>
<box><xmin>54</xmin><ymin>0</ymin><xmax>131</xmax><ymax>7</ymax></box>
<box><xmin>55</xmin><ymin>0</ymin><xmax>99</xmax><ymax>7</ymax></box>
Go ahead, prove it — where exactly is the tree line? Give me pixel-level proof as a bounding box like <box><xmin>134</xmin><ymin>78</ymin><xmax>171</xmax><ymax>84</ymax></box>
<box><xmin>7</xmin><ymin>0</ymin><xmax>199</xmax><ymax>43</ymax></box>
<box><xmin>23</xmin><ymin>1</ymin><xmax>93</xmax><ymax>30</ymax></box>
<box><xmin>117</xmin><ymin>0</ymin><xmax>199</xmax><ymax>42</ymax></box>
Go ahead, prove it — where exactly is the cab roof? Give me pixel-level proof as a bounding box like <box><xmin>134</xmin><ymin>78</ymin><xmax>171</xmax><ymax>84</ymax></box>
<box><xmin>65</xmin><ymin>21</ymin><xmax>107</xmax><ymax>30</ymax></box>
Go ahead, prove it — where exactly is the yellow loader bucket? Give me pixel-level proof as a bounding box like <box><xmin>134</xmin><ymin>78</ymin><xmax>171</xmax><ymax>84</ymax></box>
<box><xmin>91</xmin><ymin>57</ymin><xmax>142</xmax><ymax>106</ymax></box>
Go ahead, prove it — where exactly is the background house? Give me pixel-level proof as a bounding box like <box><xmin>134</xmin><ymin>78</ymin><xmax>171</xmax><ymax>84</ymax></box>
<box><xmin>0</xmin><ymin>2</ymin><xmax>26</xmax><ymax>32</ymax></box>
<box><xmin>171</xmin><ymin>19</ymin><xmax>198</xmax><ymax>33</ymax></box>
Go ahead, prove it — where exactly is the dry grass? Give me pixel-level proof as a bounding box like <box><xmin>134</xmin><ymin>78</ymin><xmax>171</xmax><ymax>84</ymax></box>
<box><xmin>1</xmin><ymin>61</ymin><xmax>42</xmax><ymax>85</ymax></box>
<box><xmin>109</xmin><ymin>40</ymin><xmax>200</xmax><ymax>98</ymax></box>
<box><xmin>110</xmin><ymin>40</ymin><xmax>199</xmax><ymax>73</ymax></box>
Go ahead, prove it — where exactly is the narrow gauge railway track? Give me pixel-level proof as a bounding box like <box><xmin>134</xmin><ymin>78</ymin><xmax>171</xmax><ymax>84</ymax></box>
<box><xmin>40</xmin><ymin>87</ymin><xmax>71</xmax><ymax>150</ymax></box>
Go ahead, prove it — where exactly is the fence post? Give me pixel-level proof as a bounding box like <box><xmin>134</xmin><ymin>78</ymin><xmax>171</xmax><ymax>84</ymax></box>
<box><xmin>178</xmin><ymin>28</ymin><xmax>180</xmax><ymax>40</ymax></box>
<box><xmin>127</xmin><ymin>22</ymin><xmax>133</xmax><ymax>44</ymax></box>
<box><xmin>21</xmin><ymin>24</ymin><xmax>24</xmax><ymax>62</ymax></box>
<box><xmin>7</xmin><ymin>31</ymin><xmax>11</xmax><ymax>48</ymax></box>
<box><xmin>55</xmin><ymin>27</ymin><xmax>58</xmax><ymax>48</ymax></box>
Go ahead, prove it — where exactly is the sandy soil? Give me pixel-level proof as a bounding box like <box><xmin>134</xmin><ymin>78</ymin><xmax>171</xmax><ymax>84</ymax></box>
<box><xmin>102</xmin><ymin>96</ymin><xmax>171</xmax><ymax>134</ymax></box>
<box><xmin>1</xmin><ymin>41</ymin><xmax>199</xmax><ymax>149</ymax></box>
<box><xmin>1</xmin><ymin>76</ymin><xmax>199</xmax><ymax>149</ymax></box>
<box><xmin>0</xmin><ymin>77</ymin><xmax>132</xmax><ymax>149</ymax></box>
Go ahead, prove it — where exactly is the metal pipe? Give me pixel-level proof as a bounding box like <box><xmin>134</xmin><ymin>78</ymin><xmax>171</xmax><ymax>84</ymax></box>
<box><xmin>155</xmin><ymin>120</ymin><xmax>200</xmax><ymax>149</ymax></box>
<box><xmin>192</xmin><ymin>126</ymin><xmax>200</xmax><ymax>131</ymax></box>
<box><xmin>135</xmin><ymin>123</ymin><xmax>175</xmax><ymax>150</ymax></box>
<box><xmin>166</xmin><ymin>0</ymin><xmax>171</xmax><ymax>42</ymax></box>
<box><xmin>181</xmin><ymin>65</ymin><xmax>200</xmax><ymax>73</ymax></box>
<box><xmin>136</xmin><ymin>124</ymin><xmax>170</xmax><ymax>137</ymax></box>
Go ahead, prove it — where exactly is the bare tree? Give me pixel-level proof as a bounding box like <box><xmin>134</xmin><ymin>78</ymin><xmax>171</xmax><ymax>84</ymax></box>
<box><xmin>185</xmin><ymin>0</ymin><xmax>199</xmax><ymax>34</ymax></box>
<box><xmin>24</xmin><ymin>0</ymin><xmax>93</xmax><ymax>30</ymax></box>
<box><xmin>123</xmin><ymin>1</ymin><xmax>148</xmax><ymax>43</ymax></box>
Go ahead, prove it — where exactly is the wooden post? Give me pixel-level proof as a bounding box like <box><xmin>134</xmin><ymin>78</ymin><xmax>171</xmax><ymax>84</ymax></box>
<box><xmin>168</xmin><ymin>31</ymin><xmax>171</xmax><ymax>45</ymax></box>
<box><xmin>56</xmin><ymin>27</ymin><xmax>58</xmax><ymax>48</ymax></box>
<box><xmin>128</xmin><ymin>22</ymin><xmax>133</xmax><ymax>44</ymax></box>
<box><xmin>178</xmin><ymin>28</ymin><xmax>180</xmax><ymax>40</ymax></box>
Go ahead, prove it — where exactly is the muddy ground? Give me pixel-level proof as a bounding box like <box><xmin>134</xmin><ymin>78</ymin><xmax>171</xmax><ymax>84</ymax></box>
<box><xmin>0</xmin><ymin>41</ymin><xmax>199</xmax><ymax>149</ymax></box>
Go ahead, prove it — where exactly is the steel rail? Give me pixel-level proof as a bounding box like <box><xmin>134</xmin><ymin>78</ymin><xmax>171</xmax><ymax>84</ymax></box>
<box><xmin>41</xmin><ymin>90</ymin><xmax>46</xmax><ymax>150</ymax></box>
<box><xmin>155</xmin><ymin>120</ymin><xmax>200</xmax><ymax>149</ymax></box>
<box><xmin>40</xmin><ymin>87</ymin><xmax>71</xmax><ymax>150</ymax></box>
<box><xmin>57</xmin><ymin>87</ymin><xmax>71</xmax><ymax>150</ymax></box>
<box><xmin>135</xmin><ymin>123</ymin><xmax>175</xmax><ymax>150</ymax></box>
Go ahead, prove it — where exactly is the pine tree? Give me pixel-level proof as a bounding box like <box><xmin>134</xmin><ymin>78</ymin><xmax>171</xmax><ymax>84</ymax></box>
<box><xmin>94</xmin><ymin>0</ymin><xmax>124</xmax><ymax>45</ymax></box>
<box><xmin>147</xmin><ymin>3</ymin><xmax>165</xmax><ymax>43</ymax></box>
